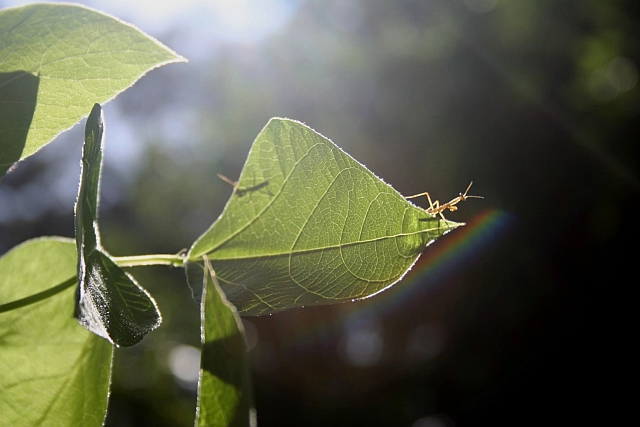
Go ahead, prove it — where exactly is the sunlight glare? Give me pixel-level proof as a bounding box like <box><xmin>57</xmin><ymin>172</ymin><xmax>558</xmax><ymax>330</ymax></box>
<box><xmin>102</xmin><ymin>0</ymin><xmax>298</xmax><ymax>43</ymax></box>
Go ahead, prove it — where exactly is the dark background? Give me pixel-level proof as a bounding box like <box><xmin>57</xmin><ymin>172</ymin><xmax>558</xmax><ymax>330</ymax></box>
<box><xmin>1</xmin><ymin>0</ymin><xmax>636</xmax><ymax>425</ymax></box>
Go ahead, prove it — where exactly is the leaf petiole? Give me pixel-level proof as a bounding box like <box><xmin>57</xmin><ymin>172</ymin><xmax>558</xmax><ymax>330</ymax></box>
<box><xmin>0</xmin><ymin>253</ymin><xmax>185</xmax><ymax>315</ymax></box>
<box><xmin>112</xmin><ymin>253</ymin><xmax>187</xmax><ymax>268</ymax></box>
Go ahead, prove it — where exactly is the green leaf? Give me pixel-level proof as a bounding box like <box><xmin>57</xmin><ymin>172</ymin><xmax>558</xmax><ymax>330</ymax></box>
<box><xmin>75</xmin><ymin>103</ymin><xmax>161</xmax><ymax>347</ymax></box>
<box><xmin>0</xmin><ymin>237</ymin><xmax>113</xmax><ymax>427</ymax></box>
<box><xmin>0</xmin><ymin>3</ymin><xmax>186</xmax><ymax>176</ymax></box>
<box><xmin>195</xmin><ymin>258</ymin><xmax>254</xmax><ymax>427</ymax></box>
<box><xmin>188</xmin><ymin>118</ymin><xmax>461</xmax><ymax>315</ymax></box>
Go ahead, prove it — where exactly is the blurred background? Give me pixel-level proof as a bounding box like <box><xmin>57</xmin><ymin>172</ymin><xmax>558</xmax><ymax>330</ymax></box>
<box><xmin>1</xmin><ymin>0</ymin><xmax>637</xmax><ymax>425</ymax></box>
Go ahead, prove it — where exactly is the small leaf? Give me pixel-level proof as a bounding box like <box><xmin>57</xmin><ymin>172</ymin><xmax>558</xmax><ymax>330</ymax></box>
<box><xmin>0</xmin><ymin>3</ymin><xmax>186</xmax><ymax>176</ymax></box>
<box><xmin>0</xmin><ymin>237</ymin><xmax>113</xmax><ymax>427</ymax></box>
<box><xmin>195</xmin><ymin>258</ymin><xmax>254</xmax><ymax>427</ymax></box>
<box><xmin>75</xmin><ymin>104</ymin><xmax>161</xmax><ymax>347</ymax></box>
<box><xmin>189</xmin><ymin>118</ymin><xmax>461</xmax><ymax>315</ymax></box>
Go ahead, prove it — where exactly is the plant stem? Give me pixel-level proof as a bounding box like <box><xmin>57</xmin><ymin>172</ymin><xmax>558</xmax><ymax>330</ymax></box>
<box><xmin>112</xmin><ymin>254</ymin><xmax>186</xmax><ymax>268</ymax></box>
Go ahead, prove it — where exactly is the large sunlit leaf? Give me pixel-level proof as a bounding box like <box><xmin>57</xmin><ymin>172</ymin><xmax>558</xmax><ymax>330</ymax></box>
<box><xmin>75</xmin><ymin>103</ymin><xmax>161</xmax><ymax>347</ymax></box>
<box><xmin>0</xmin><ymin>3</ymin><xmax>186</xmax><ymax>176</ymax></box>
<box><xmin>0</xmin><ymin>237</ymin><xmax>113</xmax><ymax>427</ymax></box>
<box><xmin>195</xmin><ymin>258</ymin><xmax>254</xmax><ymax>427</ymax></box>
<box><xmin>188</xmin><ymin>118</ymin><xmax>461</xmax><ymax>315</ymax></box>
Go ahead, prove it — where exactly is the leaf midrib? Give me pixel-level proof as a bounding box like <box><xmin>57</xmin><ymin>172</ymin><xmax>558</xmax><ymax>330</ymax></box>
<box><xmin>194</xmin><ymin>134</ymin><xmax>441</xmax><ymax>260</ymax></box>
<box><xmin>209</xmin><ymin>227</ymin><xmax>439</xmax><ymax>261</ymax></box>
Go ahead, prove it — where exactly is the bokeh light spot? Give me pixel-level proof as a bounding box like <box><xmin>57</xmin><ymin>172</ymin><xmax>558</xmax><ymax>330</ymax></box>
<box><xmin>589</xmin><ymin>57</ymin><xmax>638</xmax><ymax>101</ymax></box>
<box><xmin>412</xmin><ymin>415</ymin><xmax>449</xmax><ymax>427</ymax></box>
<box><xmin>167</xmin><ymin>344</ymin><xmax>201</xmax><ymax>389</ymax></box>
<box><xmin>341</xmin><ymin>321</ymin><xmax>383</xmax><ymax>367</ymax></box>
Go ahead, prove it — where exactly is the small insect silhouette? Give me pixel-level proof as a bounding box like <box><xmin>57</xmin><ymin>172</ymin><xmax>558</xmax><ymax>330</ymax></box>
<box><xmin>217</xmin><ymin>173</ymin><xmax>269</xmax><ymax>197</ymax></box>
<box><xmin>406</xmin><ymin>181</ymin><xmax>483</xmax><ymax>220</ymax></box>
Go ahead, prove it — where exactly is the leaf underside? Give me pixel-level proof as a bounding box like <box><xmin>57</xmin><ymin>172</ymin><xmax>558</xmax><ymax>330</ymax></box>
<box><xmin>0</xmin><ymin>238</ymin><xmax>113</xmax><ymax>427</ymax></box>
<box><xmin>75</xmin><ymin>104</ymin><xmax>161</xmax><ymax>347</ymax></box>
<box><xmin>189</xmin><ymin>118</ymin><xmax>461</xmax><ymax>315</ymax></box>
<box><xmin>0</xmin><ymin>3</ymin><xmax>185</xmax><ymax>176</ymax></box>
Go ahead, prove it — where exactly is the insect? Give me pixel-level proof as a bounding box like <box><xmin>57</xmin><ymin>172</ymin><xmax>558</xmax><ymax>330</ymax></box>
<box><xmin>217</xmin><ymin>173</ymin><xmax>269</xmax><ymax>197</ymax></box>
<box><xmin>217</xmin><ymin>173</ymin><xmax>239</xmax><ymax>188</ymax></box>
<box><xmin>406</xmin><ymin>181</ymin><xmax>483</xmax><ymax>220</ymax></box>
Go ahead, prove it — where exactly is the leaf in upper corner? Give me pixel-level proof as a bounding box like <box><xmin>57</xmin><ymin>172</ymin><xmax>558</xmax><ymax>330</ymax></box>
<box><xmin>188</xmin><ymin>118</ymin><xmax>461</xmax><ymax>315</ymax></box>
<box><xmin>195</xmin><ymin>258</ymin><xmax>254</xmax><ymax>427</ymax></box>
<box><xmin>0</xmin><ymin>3</ymin><xmax>186</xmax><ymax>176</ymax></box>
<box><xmin>0</xmin><ymin>237</ymin><xmax>113</xmax><ymax>427</ymax></box>
<box><xmin>75</xmin><ymin>103</ymin><xmax>161</xmax><ymax>347</ymax></box>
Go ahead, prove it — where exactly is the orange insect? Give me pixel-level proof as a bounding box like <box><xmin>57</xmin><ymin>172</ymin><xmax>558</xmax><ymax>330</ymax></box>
<box><xmin>406</xmin><ymin>181</ymin><xmax>483</xmax><ymax>220</ymax></box>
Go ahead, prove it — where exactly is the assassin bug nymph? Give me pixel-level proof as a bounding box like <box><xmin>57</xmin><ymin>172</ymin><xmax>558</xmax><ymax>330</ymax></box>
<box><xmin>405</xmin><ymin>181</ymin><xmax>483</xmax><ymax>220</ymax></box>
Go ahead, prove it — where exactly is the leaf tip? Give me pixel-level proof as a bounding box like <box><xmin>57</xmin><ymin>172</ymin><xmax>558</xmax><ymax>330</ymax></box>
<box><xmin>85</xmin><ymin>103</ymin><xmax>104</xmax><ymax>138</ymax></box>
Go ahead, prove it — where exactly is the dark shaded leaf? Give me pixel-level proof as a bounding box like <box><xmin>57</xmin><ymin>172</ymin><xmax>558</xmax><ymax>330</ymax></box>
<box><xmin>75</xmin><ymin>104</ymin><xmax>161</xmax><ymax>347</ymax></box>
